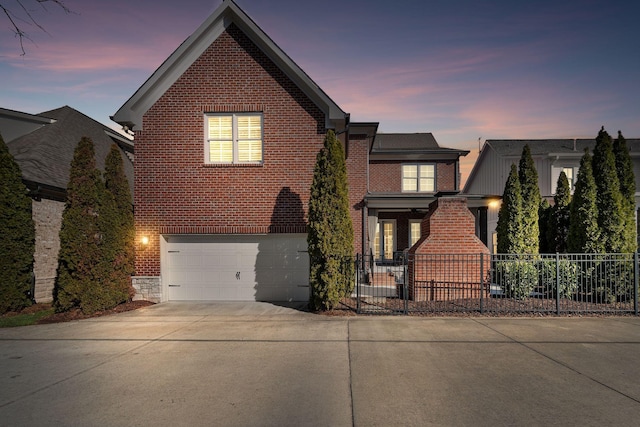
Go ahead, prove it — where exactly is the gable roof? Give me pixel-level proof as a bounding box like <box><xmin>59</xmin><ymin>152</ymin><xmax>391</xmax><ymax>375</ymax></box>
<box><xmin>370</xmin><ymin>133</ymin><xmax>469</xmax><ymax>160</ymax></box>
<box><xmin>6</xmin><ymin>106</ymin><xmax>134</xmax><ymax>200</ymax></box>
<box><xmin>112</xmin><ymin>0</ymin><xmax>347</xmax><ymax>131</ymax></box>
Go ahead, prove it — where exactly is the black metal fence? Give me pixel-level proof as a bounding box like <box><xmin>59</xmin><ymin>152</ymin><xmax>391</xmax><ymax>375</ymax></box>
<box><xmin>340</xmin><ymin>253</ymin><xmax>639</xmax><ymax>315</ymax></box>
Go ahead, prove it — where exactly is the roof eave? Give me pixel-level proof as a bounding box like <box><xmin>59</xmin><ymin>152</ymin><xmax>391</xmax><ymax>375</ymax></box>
<box><xmin>0</xmin><ymin>107</ymin><xmax>56</xmax><ymax>125</ymax></box>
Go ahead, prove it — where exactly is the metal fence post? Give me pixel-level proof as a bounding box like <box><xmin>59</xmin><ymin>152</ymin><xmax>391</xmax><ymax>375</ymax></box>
<box><xmin>635</xmin><ymin>251</ymin><xmax>639</xmax><ymax>316</ymax></box>
<box><xmin>556</xmin><ymin>253</ymin><xmax>560</xmax><ymax>315</ymax></box>
<box><xmin>403</xmin><ymin>252</ymin><xmax>409</xmax><ymax>315</ymax></box>
<box><xmin>480</xmin><ymin>253</ymin><xmax>484</xmax><ymax>314</ymax></box>
<box><xmin>356</xmin><ymin>254</ymin><xmax>361</xmax><ymax>314</ymax></box>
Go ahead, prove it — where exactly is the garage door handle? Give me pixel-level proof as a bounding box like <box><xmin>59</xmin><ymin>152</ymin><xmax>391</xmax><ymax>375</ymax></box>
<box><xmin>168</xmin><ymin>284</ymin><xmax>181</xmax><ymax>287</ymax></box>
<box><xmin>236</xmin><ymin>272</ymin><xmax>240</xmax><ymax>280</ymax></box>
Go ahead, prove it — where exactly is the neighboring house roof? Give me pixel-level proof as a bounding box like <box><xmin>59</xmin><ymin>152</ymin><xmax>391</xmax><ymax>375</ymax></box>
<box><xmin>371</xmin><ymin>133</ymin><xmax>470</xmax><ymax>160</ymax></box>
<box><xmin>0</xmin><ymin>107</ymin><xmax>56</xmax><ymax>143</ymax></box>
<box><xmin>112</xmin><ymin>0</ymin><xmax>347</xmax><ymax>132</ymax></box>
<box><xmin>5</xmin><ymin>106</ymin><xmax>134</xmax><ymax>200</ymax></box>
<box><xmin>463</xmin><ymin>138</ymin><xmax>640</xmax><ymax>195</ymax></box>
<box><xmin>484</xmin><ymin>138</ymin><xmax>640</xmax><ymax>158</ymax></box>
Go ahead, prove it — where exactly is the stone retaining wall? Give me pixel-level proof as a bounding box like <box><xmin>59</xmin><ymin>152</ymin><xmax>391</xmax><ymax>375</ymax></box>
<box><xmin>32</xmin><ymin>199</ymin><xmax>64</xmax><ymax>303</ymax></box>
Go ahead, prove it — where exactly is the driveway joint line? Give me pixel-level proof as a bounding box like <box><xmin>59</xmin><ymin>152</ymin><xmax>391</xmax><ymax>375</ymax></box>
<box><xmin>472</xmin><ymin>318</ymin><xmax>640</xmax><ymax>405</ymax></box>
<box><xmin>0</xmin><ymin>318</ymin><xmax>205</xmax><ymax>410</ymax></box>
<box><xmin>347</xmin><ymin>319</ymin><xmax>355</xmax><ymax>427</ymax></box>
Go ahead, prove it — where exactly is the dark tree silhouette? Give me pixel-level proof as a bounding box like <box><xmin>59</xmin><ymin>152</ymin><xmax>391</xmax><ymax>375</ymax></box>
<box><xmin>0</xmin><ymin>133</ymin><xmax>35</xmax><ymax>313</ymax></box>
<box><xmin>1</xmin><ymin>0</ymin><xmax>72</xmax><ymax>55</ymax></box>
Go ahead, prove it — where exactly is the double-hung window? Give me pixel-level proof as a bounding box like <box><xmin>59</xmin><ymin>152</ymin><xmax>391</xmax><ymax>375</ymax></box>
<box><xmin>552</xmin><ymin>166</ymin><xmax>576</xmax><ymax>194</ymax></box>
<box><xmin>562</xmin><ymin>167</ymin><xmax>574</xmax><ymax>192</ymax></box>
<box><xmin>409</xmin><ymin>220</ymin><xmax>422</xmax><ymax>247</ymax></box>
<box><xmin>206</xmin><ymin>113</ymin><xmax>263</xmax><ymax>164</ymax></box>
<box><xmin>402</xmin><ymin>164</ymin><xmax>435</xmax><ymax>192</ymax></box>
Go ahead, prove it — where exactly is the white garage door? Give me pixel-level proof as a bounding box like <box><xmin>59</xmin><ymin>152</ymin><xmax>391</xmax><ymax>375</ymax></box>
<box><xmin>162</xmin><ymin>234</ymin><xmax>309</xmax><ymax>301</ymax></box>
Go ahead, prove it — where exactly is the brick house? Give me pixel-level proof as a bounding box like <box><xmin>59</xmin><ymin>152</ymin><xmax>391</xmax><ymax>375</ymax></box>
<box><xmin>1</xmin><ymin>106</ymin><xmax>134</xmax><ymax>302</ymax></box>
<box><xmin>366</xmin><ymin>133</ymin><xmax>468</xmax><ymax>262</ymax></box>
<box><xmin>112</xmin><ymin>0</ymin><xmax>468</xmax><ymax>303</ymax></box>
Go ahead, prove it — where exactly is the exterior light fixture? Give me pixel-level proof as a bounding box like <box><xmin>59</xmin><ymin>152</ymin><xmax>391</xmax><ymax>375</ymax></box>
<box><xmin>141</xmin><ymin>236</ymin><xmax>150</xmax><ymax>246</ymax></box>
<box><xmin>488</xmin><ymin>199</ymin><xmax>501</xmax><ymax>209</ymax></box>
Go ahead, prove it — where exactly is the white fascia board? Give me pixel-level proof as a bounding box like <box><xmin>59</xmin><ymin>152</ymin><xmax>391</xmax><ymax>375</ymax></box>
<box><xmin>112</xmin><ymin>0</ymin><xmax>345</xmax><ymax>131</ymax></box>
<box><xmin>0</xmin><ymin>107</ymin><xmax>56</xmax><ymax>124</ymax></box>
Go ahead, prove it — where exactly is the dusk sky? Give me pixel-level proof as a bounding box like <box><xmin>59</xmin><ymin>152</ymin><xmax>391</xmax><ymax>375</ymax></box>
<box><xmin>1</xmin><ymin>0</ymin><xmax>639</xmax><ymax>183</ymax></box>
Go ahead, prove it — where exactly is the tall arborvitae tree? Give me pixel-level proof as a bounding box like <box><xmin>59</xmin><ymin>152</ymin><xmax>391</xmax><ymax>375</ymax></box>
<box><xmin>518</xmin><ymin>145</ymin><xmax>541</xmax><ymax>254</ymax></box>
<box><xmin>538</xmin><ymin>199</ymin><xmax>552</xmax><ymax>253</ymax></box>
<box><xmin>497</xmin><ymin>164</ymin><xmax>525</xmax><ymax>253</ymax></box>
<box><xmin>0</xmin><ymin>133</ymin><xmax>35</xmax><ymax>313</ymax></box>
<box><xmin>568</xmin><ymin>149</ymin><xmax>601</xmax><ymax>253</ymax></box>
<box><xmin>55</xmin><ymin>137</ymin><xmax>105</xmax><ymax>313</ymax></box>
<box><xmin>613</xmin><ymin>131</ymin><xmax>637</xmax><ymax>253</ymax></box>
<box><xmin>308</xmin><ymin>130</ymin><xmax>354</xmax><ymax>311</ymax></box>
<box><xmin>592</xmin><ymin>127</ymin><xmax>625</xmax><ymax>253</ymax></box>
<box><xmin>103</xmin><ymin>144</ymin><xmax>135</xmax><ymax>301</ymax></box>
<box><xmin>548</xmin><ymin>172</ymin><xmax>571</xmax><ymax>253</ymax></box>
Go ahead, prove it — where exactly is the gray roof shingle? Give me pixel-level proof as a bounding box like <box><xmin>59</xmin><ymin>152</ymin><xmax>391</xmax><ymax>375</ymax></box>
<box><xmin>486</xmin><ymin>138</ymin><xmax>640</xmax><ymax>157</ymax></box>
<box><xmin>6</xmin><ymin>106</ymin><xmax>134</xmax><ymax>198</ymax></box>
<box><xmin>372</xmin><ymin>133</ymin><xmax>469</xmax><ymax>155</ymax></box>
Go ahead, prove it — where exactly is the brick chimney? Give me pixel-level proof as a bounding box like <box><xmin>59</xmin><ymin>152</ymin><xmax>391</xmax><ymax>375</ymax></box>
<box><xmin>408</xmin><ymin>197</ymin><xmax>490</xmax><ymax>301</ymax></box>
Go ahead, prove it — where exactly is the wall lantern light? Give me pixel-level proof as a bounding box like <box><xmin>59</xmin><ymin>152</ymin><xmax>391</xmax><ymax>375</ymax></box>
<box><xmin>141</xmin><ymin>236</ymin><xmax>150</xmax><ymax>246</ymax></box>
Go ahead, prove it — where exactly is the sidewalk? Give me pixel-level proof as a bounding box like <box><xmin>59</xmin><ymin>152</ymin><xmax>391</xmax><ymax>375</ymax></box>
<box><xmin>1</xmin><ymin>302</ymin><xmax>640</xmax><ymax>426</ymax></box>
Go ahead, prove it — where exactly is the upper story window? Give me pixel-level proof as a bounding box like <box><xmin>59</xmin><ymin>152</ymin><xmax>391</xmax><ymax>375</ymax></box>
<box><xmin>206</xmin><ymin>113</ymin><xmax>263</xmax><ymax>164</ymax></box>
<box><xmin>552</xmin><ymin>165</ymin><xmax>576</xmax><ymax>194</ymax></box>
<box><xmin>402</xmin><ymin>164</ymin><xmax>435</xmax><ymax>192</ymax></box>
<box><xmin>562</xmin><ymin>167</ymin><xmax>574</xmax><ymax>192</ymax></box>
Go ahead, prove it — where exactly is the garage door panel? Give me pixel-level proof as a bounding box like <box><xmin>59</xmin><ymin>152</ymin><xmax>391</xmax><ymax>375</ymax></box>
<box><xmin>163</xmin><ymin>234</ymin><xmax>309</xmax><ymax>301</ymax></box>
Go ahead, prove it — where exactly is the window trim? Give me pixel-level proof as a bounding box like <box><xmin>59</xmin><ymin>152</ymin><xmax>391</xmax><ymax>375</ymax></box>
<box><xmin>561</xmin><ymin>167</ymin><xmax>574</xmax><ymax>193</ymax></box>
<box><xmin>551</xmin><ymin>165</ymin><xmax>576</xmax><ymax>194</ymax></box>
<box><xmin>402</xmin><ymin>163</ymin><xmax>436</xmax><ymax>193</ymax></box>
<box><xmin>204</xmin><ymin>112</ymin><xmax>264</xmax><ymax>165</ymax></box>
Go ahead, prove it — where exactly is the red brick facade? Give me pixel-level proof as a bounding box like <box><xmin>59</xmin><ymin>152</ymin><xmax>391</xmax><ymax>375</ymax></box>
<box><xmin>134</xmin><ymin>24</ymin><xmax>365</xmax><ymax>276</ymax></box>
<box><xmin>408</xmin><ymin>197</ymin><xmax>490</xmax><ymax>301</ymax></box>
<box><xmin>369</xmin><ymin>160</ymin><xmax>457</xmax><ymax>193</ymax></box>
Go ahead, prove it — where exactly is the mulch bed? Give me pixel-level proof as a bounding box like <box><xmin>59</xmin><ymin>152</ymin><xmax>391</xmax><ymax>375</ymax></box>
<box><xmin>37</xmin><ymin>300</ymin><xmax>155</xmax><ymax>324</ymax></box>
<box><xmin>328</xmin><ymin>297</ymin><xmax>637</xmax><ymax>317</ymax></box>
<box><xmin>1</xmin><ymin>300</ymin><xmax>155</xmax><ymax>324</ymax></box>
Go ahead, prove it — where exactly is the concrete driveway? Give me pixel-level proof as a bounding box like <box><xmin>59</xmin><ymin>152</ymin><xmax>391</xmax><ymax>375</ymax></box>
<box><xmin>1</xmin><ymin>302</ymin><xmax>640</xmax><ymax>426</ymax></box>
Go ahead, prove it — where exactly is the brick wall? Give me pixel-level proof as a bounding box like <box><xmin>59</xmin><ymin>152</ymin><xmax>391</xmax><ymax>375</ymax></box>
<box><xmin>345</xmin><ymin>134</ymin><xmax>369</xmax><ymax>254</ymax></box>
<box><xmin>32</xmin><ymin>198</ymin><xmax>64</xmax><ymax>303</ymax></box>
<box><xmin>408</xmin><ymin>197</ymin><xmax>490</xmax><ymax>301</ymax></box>
<box><xmin>134</xmin><ymin>24</ymin><xmax>364</xmax><ymax>276</ymax></box>
<box><xmin>369</xmin><ymin>160</ymin><xmax>458</xmax><ymax>192</ymax></box>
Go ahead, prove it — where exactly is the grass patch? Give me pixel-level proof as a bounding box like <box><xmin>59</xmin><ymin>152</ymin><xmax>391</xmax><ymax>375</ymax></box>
<box><xmin>0</xmin><ymin>305</ymin><xmax>55</xmax><ymax>328</ymax></box>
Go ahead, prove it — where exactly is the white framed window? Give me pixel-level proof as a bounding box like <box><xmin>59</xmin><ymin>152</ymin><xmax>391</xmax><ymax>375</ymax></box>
<box><xmin>552</xmin><ymin>166</ymin><xmax>576</xmax><ymax>194</ymax></box>
<box><xmin>562</xmin><ymin>167</ymin><xmax>574</xmax><ymax>192</ymax></box>
<box><xmin>402</xmin><ymin>164</ymin><xmax>435</xmax><ymax>192</ymax></box>
<box><xmin>205</xmin><ymin>113</ymin><xmax>263</xmax><ymax>164</ymax></box>
<box><xmin>409</xmin><ymin>220</ymin><xmax>422</xmax><ymax>247</ymax></box>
